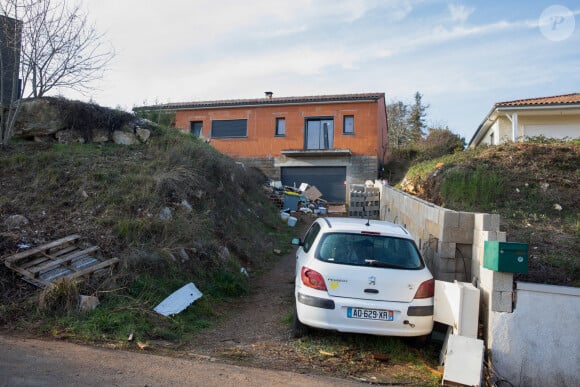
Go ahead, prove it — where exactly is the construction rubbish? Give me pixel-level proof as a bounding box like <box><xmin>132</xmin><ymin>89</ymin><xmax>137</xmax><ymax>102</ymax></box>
<box><xmin>265</xmin><ymin>181</ymin><xmax>328</xmax><ymax>218</ymax></box>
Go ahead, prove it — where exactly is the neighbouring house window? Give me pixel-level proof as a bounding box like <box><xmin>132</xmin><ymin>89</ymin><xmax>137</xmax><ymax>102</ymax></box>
<box><xmin>211</xmin><ymin>119</ymin><xmax>247</xmax><ymax>138</ymax></box>
<box><xmin>190</xmin><ymin>121</ymin><xmax>203</xmax><ymax>137</ymax></box>
<box><xmin>343</xmin><ymin>115</ymin><xmax>354</xmax><ymax>134</ymax></box>
<box><xmin>275</xmin><ymin>117</ymin><xmax>286</xmax><ymax>136</ymax></box>
<box><xmin>490</xmin><ymin>132</ymin><xmax>495</xmax><ymax>145</ymax></box>
<box><xmin>305</xmin><ymin>118</ymin><xmax>334</xmax><ymax>149</ymax></box>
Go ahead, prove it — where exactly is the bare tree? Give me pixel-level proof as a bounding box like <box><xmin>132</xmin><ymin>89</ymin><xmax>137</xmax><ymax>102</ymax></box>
<box><xmin>0</xmin><ymin>0</ymin><xmax>114</xmax><ymax>145</ymax></box>
<box><xmin>18</xmin><ymin>0</ymin><xmax>114</xmax><ymax>97</ymax></box>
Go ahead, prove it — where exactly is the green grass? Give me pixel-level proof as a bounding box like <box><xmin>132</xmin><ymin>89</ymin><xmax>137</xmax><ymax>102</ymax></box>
<box><xmin>440</xmin><ymin>165</ymin><xmax>505</xmax><ymax>210</ymax></box>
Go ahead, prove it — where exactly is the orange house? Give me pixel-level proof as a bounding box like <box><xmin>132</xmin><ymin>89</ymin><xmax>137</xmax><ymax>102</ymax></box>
<box><xmin>136</xmin><ymin>92</ymin><xmax>388</xmax><ymax>202</ymax></box>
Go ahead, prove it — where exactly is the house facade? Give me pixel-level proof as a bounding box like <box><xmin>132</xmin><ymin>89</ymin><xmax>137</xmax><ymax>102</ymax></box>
<box><xmin>469</xmin><ymin>93</ymin><xmax>580</xmax><ymax>148</ymax></box>
<box><xmin>137</xmin><ymin>92</ymin><xmax>388</xmax><ymax>202</ymax></box>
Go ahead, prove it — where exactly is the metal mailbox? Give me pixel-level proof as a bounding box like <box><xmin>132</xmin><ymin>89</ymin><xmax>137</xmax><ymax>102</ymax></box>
<box><xmin>483</xmin><ymin>241</ymin><xmax>528</xmax><ymax>273</ymax></box>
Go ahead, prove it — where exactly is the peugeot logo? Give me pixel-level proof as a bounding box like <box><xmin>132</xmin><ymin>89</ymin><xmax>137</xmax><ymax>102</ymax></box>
<box><xmin>368</xmin><ymin>275</ymin><xmax>376</xmax><ymax>286</ymax></box>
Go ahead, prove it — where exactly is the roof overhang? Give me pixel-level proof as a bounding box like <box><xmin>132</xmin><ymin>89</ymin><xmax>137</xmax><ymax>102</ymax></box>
<box><xmin>468</xmin><ymin>103</ymin><xmax>580</xmax><ymax>147</ymax></box>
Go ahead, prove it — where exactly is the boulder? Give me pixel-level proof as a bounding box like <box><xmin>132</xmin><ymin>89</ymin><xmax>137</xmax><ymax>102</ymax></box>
<box><xmin>113</xmin><ymin>130</ymin><xmax>137</xmax><ymax>145</ymax></box>
<box><xmin>13</xmin><ymin>98</ymin><xmax>66</xmax><ymax>138</ymax></box>
<box><xmin>136</xmin><ymin>128</ymin><xmax>151</xmax><ymax>143</ymax></box>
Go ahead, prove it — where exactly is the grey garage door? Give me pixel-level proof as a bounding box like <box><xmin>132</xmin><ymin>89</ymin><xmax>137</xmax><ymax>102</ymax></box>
<box><xmin>281</xmin><ymin>166</ymin><xmax>346</xmax><ymax>202</ymax></box>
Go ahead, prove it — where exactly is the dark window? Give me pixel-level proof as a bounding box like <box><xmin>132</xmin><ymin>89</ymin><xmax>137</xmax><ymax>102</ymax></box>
<box><xmin>190</xmin><ymin>121</ymin><xmax>203</xmax><ymax>137</ymax></box>
<box><xmin>211</xmin><ymin>119</ymin><xmax>247</xmax><ymax>138</ymax></box>
<box><xmin>315</xmin><ymin>233</ymin><xmax>424</xmax><ymax>269</ymax></box>
<box><xmin>343</xmin><ymin>115</ymin><xmax>354</xmax><ymax>134</ymax></box>
<box><xmin>305</xmin><ymin>118</ymin><xmax>334</xmax><ymax>149</ymax></box>
<box><xmin>302</xmin><ymin>222</ymin><xmax>321</xmax><ymax>253</ymax></box>
<box><xmin>275</xmin><ymin>117</ymin><xmax>286</xmax><ymax>136</ymax></box>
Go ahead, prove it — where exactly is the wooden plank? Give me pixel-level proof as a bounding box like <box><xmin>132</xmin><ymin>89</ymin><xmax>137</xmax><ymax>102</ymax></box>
<box><xmin>63</xmin><ymin>258</ymin><xmax>119</xmax><ymax>281</ymax></box>
<box><xmin>4</xmin><ymin>235</ymin><xmax>81</xmax><ymax>264</ymax></box>
<box><xmin>5</xmin><ymin>264</ymin><xmax>51</xmax><ymax>287</ymax></box>
<box><xmin>29</xmin><ymin>246</ymin><xmax>100</xmax><ymax>277</ymax></box>
<box><xmin>49</xmin><ymin>245</ymin><xmax>78</xmax><ymax>257</ymax></box>
<box><xmin>19</xmin><ymin>255</ymin><xmax>53</xmax><ymax>270</ymax></box>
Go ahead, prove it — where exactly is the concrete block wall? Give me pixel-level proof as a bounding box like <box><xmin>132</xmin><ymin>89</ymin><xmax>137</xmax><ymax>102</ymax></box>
<box><xmin>472</xmin><ymin>213</ymin><xmax>511</xmax><ymax>313</ymax></box>
<box><xmin>378</xmin><ymin>184</ymin><xmax>474</xmax><ymax>282</ymax></box>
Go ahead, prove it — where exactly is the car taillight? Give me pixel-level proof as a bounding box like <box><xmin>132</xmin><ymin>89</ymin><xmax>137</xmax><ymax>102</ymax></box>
<box><xmin>301</xmin><ymin>266</ymin><xmax>327</xmax><ymax>291</ymax></box>
<box><xmin>414</xmin><ymin>278</ymin><xmax>434</xmax><ymax>299</ymax></box>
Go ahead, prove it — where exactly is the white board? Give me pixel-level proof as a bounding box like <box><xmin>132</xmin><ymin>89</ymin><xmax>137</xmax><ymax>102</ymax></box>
<box><xmin>154</xmin><ymin>282</ymin><xmax>203</xmax><ymax>316</ymax></box>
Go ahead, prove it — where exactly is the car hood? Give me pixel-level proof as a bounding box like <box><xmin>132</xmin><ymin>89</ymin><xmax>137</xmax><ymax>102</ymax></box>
<box><xmin>320</xmin><ymin>263</ymin><xmax>432</xmax><ymax>303</ymax></box>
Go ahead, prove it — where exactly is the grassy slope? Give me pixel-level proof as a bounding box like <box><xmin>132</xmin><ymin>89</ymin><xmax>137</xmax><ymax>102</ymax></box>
<box><xmin>0</xmin><ymin>128</ymin><xmax>293</xmax><ymax>339</ymax></box>
<box><xmin>399</xmin><ymin>142</ymin><xmax>579</xmax><ymax>287</ymax></box>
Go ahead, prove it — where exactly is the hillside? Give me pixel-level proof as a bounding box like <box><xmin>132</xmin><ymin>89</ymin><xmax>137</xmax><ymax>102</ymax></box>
<box><xmin>0</xmin><ymin>125</ymin><xmax>290</xmax><ymax>331</ymax></box>
<box><xmin>399</xmin><ymin>142</ymin><xmax>579</xmax><ymax>287</ymax></box>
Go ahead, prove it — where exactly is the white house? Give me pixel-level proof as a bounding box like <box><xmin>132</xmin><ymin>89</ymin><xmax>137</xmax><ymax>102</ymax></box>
<box><xmin>468</xmin><ymin>93</ymin><xmax>580</xmax><ymax>148</ymax></box>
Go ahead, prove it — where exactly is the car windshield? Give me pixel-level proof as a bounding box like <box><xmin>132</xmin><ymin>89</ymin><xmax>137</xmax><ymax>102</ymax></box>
<box><xmin>315</xmin><ymin>233</ymin><xmax>424</xmax><ymax>270</ymax></box>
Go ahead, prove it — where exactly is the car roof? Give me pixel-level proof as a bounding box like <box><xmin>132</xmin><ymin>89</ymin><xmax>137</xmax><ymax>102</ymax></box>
<box><xmin>316</xmin><ymin>217</ymin><xmax>412</xmax><ymax>238</ymax></box>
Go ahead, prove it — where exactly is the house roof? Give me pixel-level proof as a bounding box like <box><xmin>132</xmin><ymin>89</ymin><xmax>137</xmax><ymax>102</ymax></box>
<box><xmin>495</xmin><ymin>93</ymin><xmax>580</xmax><ymax>107</ymax></box>
<box><xmin>133</xmin><ymin>92</ymin><xmax>385</xmax><ymax>111</ymax></box>
<box><xmin>468</xmin><ymin>92</ymin><xmax>580</xmax><ymax>147</ymax></box>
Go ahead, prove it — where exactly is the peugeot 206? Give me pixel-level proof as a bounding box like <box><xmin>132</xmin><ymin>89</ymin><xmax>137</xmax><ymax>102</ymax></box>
<box><xmin>291</xmin><ymin>217</ymin><xmax>434</xmax><ymax>338</ymax></box>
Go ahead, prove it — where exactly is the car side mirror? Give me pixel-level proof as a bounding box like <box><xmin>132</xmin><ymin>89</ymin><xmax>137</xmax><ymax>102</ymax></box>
<box><xmin>291</xmin><ymin>238</ymin><xmax>302</xmax><ymax>246</ymax></box>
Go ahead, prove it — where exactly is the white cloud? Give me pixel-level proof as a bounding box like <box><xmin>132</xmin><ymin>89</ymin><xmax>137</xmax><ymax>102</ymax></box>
<box><xmin>448</xmin><ymin>3</ymin><xmax>475</xmax><ymax>24</ymax></box>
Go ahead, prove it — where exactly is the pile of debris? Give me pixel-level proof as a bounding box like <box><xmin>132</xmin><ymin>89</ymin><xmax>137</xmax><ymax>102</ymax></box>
<box><xmin>264</xmin><ymin>181</ymin><xmax>330</xmax><ymax>228</ymax></box>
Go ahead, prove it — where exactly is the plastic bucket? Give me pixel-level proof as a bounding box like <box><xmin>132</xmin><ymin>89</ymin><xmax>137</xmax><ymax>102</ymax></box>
<box><xmin>287</xmin><ymin>216</ymin><xmax>298</xmax><ymax>227</ymax></box>
<box><xmin>280</xmin><ymin>212</ymin><xmax>290</xmax><ymax>222</ymax></box>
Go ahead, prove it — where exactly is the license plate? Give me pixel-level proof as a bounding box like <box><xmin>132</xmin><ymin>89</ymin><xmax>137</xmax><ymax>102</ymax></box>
<box><xmin>347</xmin><ymin>307</ymin><xmax>394</xmax><ymax>321</ymax></box>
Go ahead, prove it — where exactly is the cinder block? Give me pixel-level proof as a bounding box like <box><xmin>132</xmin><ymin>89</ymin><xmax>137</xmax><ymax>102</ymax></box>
<box><xmin>437</xmin><ymin>257</ymin><xmax>457</xmax><ymax>272</ymax></box>
<box><xmin>441</xmin><ymin>211</ymin><xmax>460</xmax><ymax>228</ymax></box>
<box><xmin>474</xmin><ymin>213</ymin><xmax>501</xmax><ymax>231</ymax></box>
<box><xmin>491</xmin><ymin>290</ymin><xmax>513</xmax><ymax>313</ymax></box>
<box><xmin>442</xmin><ymin>227</ymin><xmax>474</xmax><ymax>244</ymax></box>
<box><xmin>497</xmin><ymin>231</ymin><xmax>507</xmax><ymax>242</ymax></box>
<box><xmin>480</xmin><ymin>268</ymin><xmax>513</xmax><ymax>292</ymax></box>
<box><xmin>438</xmin><ymin>241</ymin><xmax>457</xmax><ymax>258</ymax></box>
<box><xmin>459</xmin><ymin>212</ymin><xmax>475</xmax><ymax>229</ymax></box>
<box><xmin>425</xmin><ymin>219</ymin><xmax>442</xmax><ymax>239</ymax></box>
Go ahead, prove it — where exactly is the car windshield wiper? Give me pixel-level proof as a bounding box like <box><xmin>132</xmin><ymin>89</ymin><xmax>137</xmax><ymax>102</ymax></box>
<box><xmin>364</xmin><ymin>259</ymin><xmax>407</xmax><ymax>269</ymax></box>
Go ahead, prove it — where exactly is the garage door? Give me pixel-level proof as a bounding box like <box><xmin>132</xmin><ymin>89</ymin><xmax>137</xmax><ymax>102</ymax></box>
<box><xmin>281</xmin><ymin>166</ymin><xmax>346</xmax><ymax>202</ymax></box>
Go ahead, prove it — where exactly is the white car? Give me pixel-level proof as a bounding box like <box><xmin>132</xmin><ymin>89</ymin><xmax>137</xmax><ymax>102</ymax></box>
<box><xmin>291</xmin><ymin>217</ymin><xmax>434</xmax><ymax>338</ymax></box>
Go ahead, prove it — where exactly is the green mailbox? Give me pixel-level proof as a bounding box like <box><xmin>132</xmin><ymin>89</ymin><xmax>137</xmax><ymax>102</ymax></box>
<box><xmin>483</xmin><ymin>241</ymin><xmax>528</xmax><ymax>273</ymax></box>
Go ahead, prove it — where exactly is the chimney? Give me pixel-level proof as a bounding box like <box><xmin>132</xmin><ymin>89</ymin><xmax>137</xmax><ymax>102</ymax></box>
<box><xmin>264</xmin><ymin>91</ymin><xmax>273</xmax><ymax>99</ymax></box>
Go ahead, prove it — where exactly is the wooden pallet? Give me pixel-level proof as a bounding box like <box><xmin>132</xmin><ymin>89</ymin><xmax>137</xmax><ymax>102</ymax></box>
<box><xmin>4</xmin><ymin>234</ymin><xmax>119</xmax><ymax>288</ymax></box>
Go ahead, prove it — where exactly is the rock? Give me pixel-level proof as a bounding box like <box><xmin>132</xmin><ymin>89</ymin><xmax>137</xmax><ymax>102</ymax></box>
<box><xmin>4</xmin><ymin>214</ymin><xmax>29</xmax><ymax>229</ymax></box>
<box><xmin>55</xmin><ymin>129</ymin><xmax>85</xmax><ymax>144</ymax></box>
<box><xmin>180</xmin><ymin>199</ymin><xmax>192</xmax><ymax>212</ymax></box>
<box><xmin>113</xmin><ymin>130</ymin><xmax>137</xmax><ymax>145</ymax></box>
<box><xmin>136</xmin><ymin>128</ymin><xmax>151</xmax><ymax>143</ymax></box>
<box><xmin>13</xmin><ymin>98</ymin><xmax>67</xmax><ymax>138</ymax></box>
<box><xmin>220</xmin><ymin>246</ymin><xmax>231</xmax><ymax>261</ymax></box>
<box><xmin>159</xmin><ymin>207</ymin><xmax>172</xmax><ymax>221</ymax></box>
<box><xmin>91</xmin><ymin>129</ymin><xmax>110</xmax><ymax>143</ymax></box>
<box><xmin>79</xmin><ymin>295</ymin><xmax>99</xmax><ymax>312</ymax></box>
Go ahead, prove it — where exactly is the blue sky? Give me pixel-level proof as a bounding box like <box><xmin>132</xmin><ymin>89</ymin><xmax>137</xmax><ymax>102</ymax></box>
<box><xmin>63</xmin><ymin>0</ymin><xmax>580</xmax><ymax>141</ymax></box>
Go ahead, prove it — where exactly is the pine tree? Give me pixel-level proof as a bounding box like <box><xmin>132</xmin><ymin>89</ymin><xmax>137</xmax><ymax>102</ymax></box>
<box><xmin>407</xmin><ymin>92</ymin><xmax>429</xmax><ymax>143</ymax></box>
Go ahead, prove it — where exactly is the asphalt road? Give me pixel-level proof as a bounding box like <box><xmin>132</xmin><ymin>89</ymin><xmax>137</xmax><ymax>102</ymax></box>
<box><xmin>0</xmin><ymin>335</ymin><xmax>359</xmax><ymax>387</ymax></box>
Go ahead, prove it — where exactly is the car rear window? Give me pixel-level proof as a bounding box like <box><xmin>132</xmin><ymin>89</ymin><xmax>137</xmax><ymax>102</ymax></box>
<box><xmin>315</xmin><ymin>233</ymin><xmax>424</xmax><ymax>269</ymax></box>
